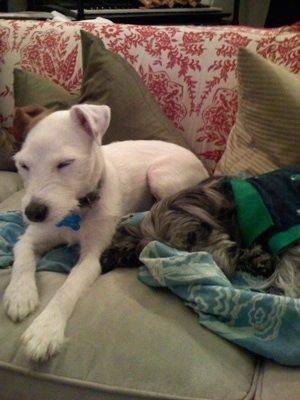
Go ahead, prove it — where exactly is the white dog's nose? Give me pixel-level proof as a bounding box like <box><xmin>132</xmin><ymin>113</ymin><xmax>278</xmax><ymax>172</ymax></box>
<box><xmin>25</xmin><ymin>202</ymin><xmax>48</xmax><ymax>222</ymax></box>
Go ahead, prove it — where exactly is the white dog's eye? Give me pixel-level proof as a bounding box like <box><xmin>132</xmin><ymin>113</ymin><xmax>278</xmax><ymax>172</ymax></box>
<box><xmin>19</xmin><ymin>163</ymin><xmax>29</xmax><ymax>171</ymax></box>
<box><xmin>57</xmin><ymin>159</ymin><xmax>75</xmax><ymax>169</ymax></box>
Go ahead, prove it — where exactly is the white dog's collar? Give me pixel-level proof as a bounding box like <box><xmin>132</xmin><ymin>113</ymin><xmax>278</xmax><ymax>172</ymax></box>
<box><xmin>56</xmin><ymin>180</ymin><xmax>102</xmax><ymax>231</ymax></box>
<box><xmin>56</xmin><ymin>214</ymin><xmax>82</xmax><ymax>231</ymax></box>
<box><xmin>78</xmin><ymin>181</ymin><xmax>102</xmax><ymax>209</ymax></box>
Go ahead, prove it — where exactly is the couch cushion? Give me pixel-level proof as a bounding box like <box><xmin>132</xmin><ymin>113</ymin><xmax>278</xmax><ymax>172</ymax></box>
<box><xmin>0</xmin><ymin>268</ymin><xmax>260</xmax><ymax>400</ymax></box>
<box><xmin>0</xmin><ymin>188</ymin><xmax>259</xmax><ymax>399</ymax></box>
<box><xmin>215</xmin><ymin>47</ymin><xmax>300</xmax><ymax>176</ymax></box>
<box><xmin>256</xmin><ymin>360</ymin><xmax>300</xmax><ymax>400</ymax></box>
<box><xmin>78</xmin><ymin>30</ymin><xmax>191</xmax><ymax>149</ymax></box>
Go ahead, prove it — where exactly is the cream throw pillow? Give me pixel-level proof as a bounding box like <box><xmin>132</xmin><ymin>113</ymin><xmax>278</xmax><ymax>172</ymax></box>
<box><xmin>215</xmin><ymin>47</ymin><xmax>300</xmax><ymax>176</ymax></box>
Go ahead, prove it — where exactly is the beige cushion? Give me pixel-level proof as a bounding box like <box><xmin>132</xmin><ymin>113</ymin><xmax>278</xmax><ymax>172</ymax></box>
<box><xmin>0</xmin><ymin>183</ymin><xmax>257</xmax><ymax>399</ymax></box>
<box><xmin>256</xmin><ymin>360</ymin><xmax>300</xmax><ymax>400</ymax></box>
<box><xmin>215</xmin><ymin>47</ymin><xmax>300</xmax><ymax>176</ymax></box>
<box><xmin>0</xmin><ymin>268</ymin><xmax>259</xmax><ymax>400</ymax></box>
<box><xmin>0</xmin><ymin>179</ymin><xmax>257</xmax><ymax>400</ymax></box>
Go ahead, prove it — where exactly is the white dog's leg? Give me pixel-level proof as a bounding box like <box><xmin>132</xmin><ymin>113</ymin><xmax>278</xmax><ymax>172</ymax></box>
<box><xmin>21</xmin><ymin>216</ymin><xmax>117</xmax><ymax>362</ymax></box>
<box><xmin>3</xmin><ymin>232</ymin><xmax>40</xmax><ymax>322</ymax></box>
<box><xmin>21</xmin><ymin>253</ymin><xmax>100</xmax><ymax>361</ymax></box>
<box><xmin>4</xmin><ymin>227</ymin><xmax>62</xmax><ymax>323</ymax></box>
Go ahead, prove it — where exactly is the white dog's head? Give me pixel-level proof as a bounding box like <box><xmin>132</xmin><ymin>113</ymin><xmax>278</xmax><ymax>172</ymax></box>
<box><xmin>14</xmin><ymin>104</ymin><xmax>111</xmax><ymax>226</ymax></box>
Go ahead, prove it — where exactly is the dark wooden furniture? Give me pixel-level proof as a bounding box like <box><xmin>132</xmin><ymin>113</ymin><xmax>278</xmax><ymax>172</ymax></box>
<box><xmin>27</xmin><ymin>0</ymin><xmax>234</xmax><ymax>24</ymax></box>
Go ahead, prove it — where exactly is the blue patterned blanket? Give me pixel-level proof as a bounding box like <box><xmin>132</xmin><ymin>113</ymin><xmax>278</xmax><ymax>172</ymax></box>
<box><xmin>1</xmin><ymin>211</ymin><xmax>300</xmax><ymax>366</ymax></box>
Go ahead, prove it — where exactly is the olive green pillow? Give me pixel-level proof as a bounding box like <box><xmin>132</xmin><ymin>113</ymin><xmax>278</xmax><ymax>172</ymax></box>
<box><xmin>79</xmin><ymin>30</ymin><xmax>191</xmax><ymax>149</ymax></box>
<box><xmin>14</xmin><ymin>68</ymin><xmax>79</xmax><ymax>111</ymax></box>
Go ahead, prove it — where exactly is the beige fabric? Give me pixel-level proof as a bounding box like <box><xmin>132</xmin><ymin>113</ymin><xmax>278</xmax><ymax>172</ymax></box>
<box><xmin>255</xmin><ymin>360</ymin><xmax>300</xmax><ymax>400</ymax></box>
<box><xmin>0</xmin><ymin>268</ymin><xmax>259</xmax><ymax>400</ymax></box>
<box><xmin>215</xmin><ymin>48</ymin><xmax>300</xmax><ymax>176</ymax></box>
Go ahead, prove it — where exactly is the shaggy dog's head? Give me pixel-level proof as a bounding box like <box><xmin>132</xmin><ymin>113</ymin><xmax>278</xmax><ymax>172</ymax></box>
<box><xmin>105</xmin><ymin>177</ymin><xmax>240</xmax><ymax>276</ymax></box>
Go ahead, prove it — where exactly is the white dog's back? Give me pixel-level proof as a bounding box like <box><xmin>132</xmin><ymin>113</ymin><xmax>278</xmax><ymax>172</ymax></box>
<box><xmin>103</xmin><ymin>140</ymin><xmax>208</xmax><ymax>214</ymax></box>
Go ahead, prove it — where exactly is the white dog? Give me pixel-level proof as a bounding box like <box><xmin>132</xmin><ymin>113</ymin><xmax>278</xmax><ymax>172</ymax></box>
<box><xmin>3</xmin><ymin>104</ymin><xmax>208</xmax><ymax>361</ymax></box>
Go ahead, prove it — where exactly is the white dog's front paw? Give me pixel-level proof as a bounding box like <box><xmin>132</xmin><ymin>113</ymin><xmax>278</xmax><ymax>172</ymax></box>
<box><xmin>22</xmin><ymin>312</ymin><xmax>66</xmax><ymax>362</ymax></box>
<box><xmin>3</xmin><ymin>280</ymin><xmax>39</xmax><ymax>322</ymax></box>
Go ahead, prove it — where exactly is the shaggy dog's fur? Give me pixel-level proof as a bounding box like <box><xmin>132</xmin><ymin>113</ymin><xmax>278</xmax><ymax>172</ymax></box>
<box><xmin>102</xmin><ymin>175</ymin><xmax>300</xmax><ymax>298</ymax></box>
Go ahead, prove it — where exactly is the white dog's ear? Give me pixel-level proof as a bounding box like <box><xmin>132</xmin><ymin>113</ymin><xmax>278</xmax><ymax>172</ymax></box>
<box><xmin>70</xmin><ymin>104</ymin><xmax>111</xmax><ymax>145</ymax></box>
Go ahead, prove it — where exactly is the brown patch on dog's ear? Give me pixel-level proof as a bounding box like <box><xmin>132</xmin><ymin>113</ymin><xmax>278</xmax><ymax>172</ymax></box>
<box><xmin>13</xmin><ymin>104</ymin><xmax>50</xmax><ymax>144</ymax></box>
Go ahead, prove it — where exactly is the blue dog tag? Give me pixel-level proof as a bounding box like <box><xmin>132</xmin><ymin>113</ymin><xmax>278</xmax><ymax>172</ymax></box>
<box><xmin>56</xmin><ymin>214</ymin><xmax>81</xmax><ymax>231</ymax></box>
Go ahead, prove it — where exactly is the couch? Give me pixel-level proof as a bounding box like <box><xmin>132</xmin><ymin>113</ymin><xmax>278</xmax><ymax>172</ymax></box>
<box><xmin>0</xmin><ymin>18</ymin><xmax>300</xmax><ymax>400</ymax></box>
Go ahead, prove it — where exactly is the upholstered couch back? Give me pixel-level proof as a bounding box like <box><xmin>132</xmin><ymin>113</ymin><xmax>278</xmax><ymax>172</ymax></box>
<box><xmin>0</xmin><ymin>20</ymin><xmax>299</xmax><ymax>172</ymax></box>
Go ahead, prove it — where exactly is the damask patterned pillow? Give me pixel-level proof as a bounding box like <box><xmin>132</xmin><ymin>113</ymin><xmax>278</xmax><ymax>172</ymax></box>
<box><xmin>215</xmin><ymin>47</ymin><xmax>300</xmax><ymax>176</ymax></box>
<box><xmin>78</xmin><ymin>30</ymin><xmax>191</xmax><ymax>150</ymax></box>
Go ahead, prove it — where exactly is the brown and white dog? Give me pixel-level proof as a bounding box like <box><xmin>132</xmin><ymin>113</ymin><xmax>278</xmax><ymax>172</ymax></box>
<box><xmin>3</xmin><ymin>103</ymin><xmax>208</xmax><ymax>361</ymax></box>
